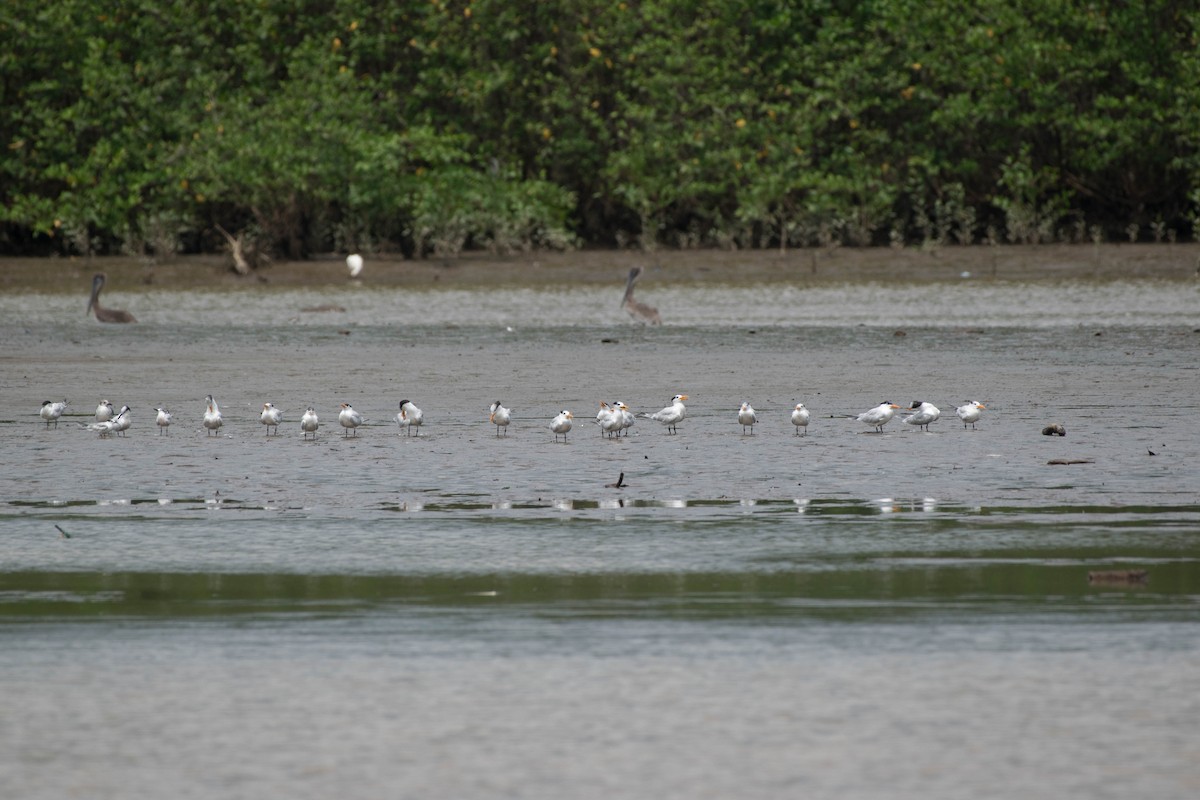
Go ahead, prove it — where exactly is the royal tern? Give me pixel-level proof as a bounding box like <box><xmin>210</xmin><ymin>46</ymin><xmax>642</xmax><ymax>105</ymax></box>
<box><xmin>203</xmin><ymin>395</ymin><xmax>223</xmax><ymax>436</ymax></box>
<box><xmin>301</xmin><ymin>407</ymin><xmax>319</xmax><ymax>439</ymax></box>
<box><xmin>738</xmin><ymin>402</ymin><xmax>758</xmax><ymax>434</ymax></box>
<box><xmin>622</xmin><ymin>266</ymin><xmax>662</xmax><ymax>325</ymax></box>
<box><xmin>550</xmin><ymin>410</ymin><xmax>573</xmax><ymax>442</ymax></box>
<box><xmin>903</xmin><ymin>400</ymin><xmax>941</xmax><ymax>431</ymax></box>
<box><xmin>489</xmin><ymin>401</ymin><xmax>511</xmax><ymax>436</ymax></box>
<box><xmin>791</xmin><ymin>403</ymin><xmax>811</xmax><ymax>435</ymax></box>
<box><xmin>598</xmin><ymin>403</ymin><xmax>624</xmax><ymax>438</ymax></box>
<box><xmin>339</xmin><ymin>403</ymin><xmax>363</xmax><ymax>436</ymax></box>
<box><xmin>40</xmin><ymin>399</ymin><xmax>67</xmax><ymax>428</ymax></box>
<box><xmin>857</xmin><ymin>401</ymin><xmax>900</xmax><ymax>432</ymax></box>
<box><xmin>639</xmin><ymin>394</ymin><xmax>687</xmax><ymax>434</ymax></box>
<box><xmin>156</xmin><ymin>406</ymin><xmax>172</xmax><ymax>435</ymax></box>
<box><xmin>594</xmin><ymin>401</ymin><xmax>612</xmax><ymax>436</ymax></box>
<box><xmin>260</xmin><ymin>402</ymin><xmax>283</xmax><ymax>435</ymax></box>
<box><xmin>95</xmin><ymin>400</ymin><xmax>114</xmax><ymax>422</ymax></box>
<box><xmin>111</xmin><ymin>405</ymin><xmax>132</xmax><ymax>437</ymax></box>
<box><xmin>396</xmin><ymin>399</ymin><xmax>424</xmax><ymax>436</ymax></box>
<box><xmin>346</xmin><ymin>253</ymin><xmax>364</xmax><ymax>279</ymax></box>
<box><xmin>614</xmin><ymin>401</ymin><xmax>635</xmax><ymax>436</ymax></box>
<box><xmin>86</xmin><ymin>272</ymin><xmax>136</xmax><ymax>323</ymax></box>
<box><xmin>956</xmin><ymin>400</ymin><xmax>986</xmax><ymax>429</ymax></box>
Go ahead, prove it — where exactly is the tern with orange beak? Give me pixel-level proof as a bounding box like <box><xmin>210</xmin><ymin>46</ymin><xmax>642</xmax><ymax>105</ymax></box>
<box><xmin>791</xmin><ymin>403</ymin><xmax>811</xmax><ymax>435</ymax></box>
<box><xmin>396</xmin><ymin>399</ymin><xmax>423</xmax><ymax>436</ymax></box>
<box><xmin>489</xmin><ymin>401</ymin><xmax>511</xmax><ymax>436</ymax></box>
<box><xmin>903</xmin><ymin>401</ymin><xmax>940</xmax><ymax>432</ymax></box>
<box><xmin>550</xmin><ymin>410</ymin><xmax>573</xmax><ymax>442</ymax></box>
<box><xmin>260</xmin><ymin>402</ymin><xmax>283</xmax><ymax>435</ymax></box>
<box><xmin>857</xmin><ymin>401</ymin><xmax>900</xmax><ymax>432</ymax></box>
<box><xmin>956</xmin><ymin>401</ymin><xmax>986</xmax><ymax>429</ymax></box>
<box><xmin>640</xmin><ymin>394</ymin><xmax>688</xmax><ymax>434</ymax></box>
<box><xmin>339</xmin><ymin>403</ymin><xmax>363</xmax><ymax>436</ymax></box>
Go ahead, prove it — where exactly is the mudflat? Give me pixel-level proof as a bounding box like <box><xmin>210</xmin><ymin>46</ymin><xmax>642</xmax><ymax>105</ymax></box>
<box><xmin>2</xmin><ymin>242</ymin><xmax>1198</xmax><ymax>292</ymax></box>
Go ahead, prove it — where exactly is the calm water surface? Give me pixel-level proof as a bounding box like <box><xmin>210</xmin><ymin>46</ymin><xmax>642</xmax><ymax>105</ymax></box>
<box><xmin>2</xmin><ymin>276</ymin><xmax>1199</xmax><ymax>799</ymax></box>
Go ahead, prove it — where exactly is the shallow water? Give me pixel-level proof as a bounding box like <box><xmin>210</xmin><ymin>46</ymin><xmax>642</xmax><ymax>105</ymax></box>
<box><xmin>3</xmin><ymin>278</ymin><xmax>1200</xmax><ymax>799</ymax></box>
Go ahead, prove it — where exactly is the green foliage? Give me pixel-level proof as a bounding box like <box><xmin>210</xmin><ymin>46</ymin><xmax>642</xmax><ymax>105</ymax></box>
<box><xmin>1</xmin><ymin>0</ymin><xmax>1197</xmax><ymax>257</ymax></box>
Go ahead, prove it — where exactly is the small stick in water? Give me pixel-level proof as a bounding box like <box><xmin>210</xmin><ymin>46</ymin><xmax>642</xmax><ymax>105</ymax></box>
<box><xmin>605</xmin><ymin>472</ymin><xmax>626</xmax><ymax>489</ymax></box>
<box><xmin>54</xmin><ymin>524</ymin><xmax>71</xmax><ymax>539</ymax></box>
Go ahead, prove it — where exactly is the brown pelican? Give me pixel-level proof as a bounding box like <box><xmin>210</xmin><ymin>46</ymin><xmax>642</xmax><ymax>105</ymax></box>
<box><xmin>622</xmin><ymin>266</ymin><xmax>661</xmax><ymax>325</ymax></box>
<box><xmin>87</xmin><ymin>273</ymin><xmax>136</xmax><ymax>323</ymax></box>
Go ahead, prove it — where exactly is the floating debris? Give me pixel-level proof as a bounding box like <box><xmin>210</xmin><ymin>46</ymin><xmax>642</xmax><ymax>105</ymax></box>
<box><xmin>1042</xmin><ymin>424</ymin><xmax>1066</xmax><ymax>436</ymax></box>
<box><xmin>54</xmin><ymin>524</ymin><xmax>71</xmax><ymax>539</ymax></box>
<box><xmin>605</xmin><ymin>472</ymin><xmax>627</xmax><ymax>489</ymax></box>
<box><xmin>1048</xmin><ymin>459</ymin><xmax>1093</xmax><ymax>465</ymax></box>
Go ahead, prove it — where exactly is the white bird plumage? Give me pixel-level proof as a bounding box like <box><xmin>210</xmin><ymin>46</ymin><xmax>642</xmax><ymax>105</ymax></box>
<box><xmin>594</xmin><ymin>401</ymin><xmax>611</xmax><ymax>436</ymax></box>
<box><xmin>260</xmin><ymin>402</ymin><xmax>283</xmax><ymax>435</ymax></box>
<box><xmin>857</xmin><ymin>401</ymin><xmax>900</xmax><ymax>433</ymax></box>
<box><xmin>339</xmin><ymin>403</ymin><xmax>363</xmax><ymax>436</ymax></box>
<box><xmin>738</xmin><ymin>402</ymin><xmax>757</xmax><ymax>434</ymax></box>
<box><xmin>301</xmin><ymin>407</ymin><xmax>320</xmax><ymax>439</ymax></box>
<box><xmin>156</xmin><ymin>406</ymin><xmax>172</xmax><ymax>435</ymax></box>
<box><xmin>550</xmin><ymin>410</ymin><xmax>573</xmax><ymax>442</ymax></box>
<box><xmin>203</xmin><ymin>395</ymin><xmax>223</xmax><ymax>436</ymax></box>
<box><xmin>640</xmin><ymin>394</ymin><xmax>687</xmax><ymax>434</ymax></box>
<box><xmin>111</xmin><ymin>405</ymin><xmax>132</xmax><ymax>437</ymax></box>
<box><xmin>791</xmin><ymin>403</ymin><xmax>811</xmax><ymax>435</ymax></box>
<box><xmin>615</xmin><ymin>401</ymin><xmax>635</xmax><ymax>436</ymax></box>
<box><xmin>598</xmin><ymin>402</ymin><xmax>624</xmax><ymax>438</ymax></box>
<box><xmin>40</xmin><ymin>399</ymin><xmax>67</xmax><ymax>428</ymax></box>
<box><xmin>396</xmin><ymin>399</ymin><xmax>423</xmax><ymax>436</ymax></box>
<box><xmin>956</xmin><ymin>400</ymin><xmax>986</xmax><ymax>429</ymax></box>
<box><xmin>95</xmin><ymin>400</ymin><xmax>114</xmax><ymax>422</ymax></box>
<box><xmin>347</xmin><ymin>253</ymin><xmax>364</xmax><ymax>279</ymax></box>
<box><xmin>88</xmin><ymin>404</ymin><xmax>130</xmax><ymax>437</ymax></box>
<box><xmin>489</xmin><ymin>401</ymin><xmax>511</xmax><ymax>436</ymax></box>
<box><xmin>903</xmin><ymin>400</ymin><xmax>941</xmax><ymax>431</ymax></box>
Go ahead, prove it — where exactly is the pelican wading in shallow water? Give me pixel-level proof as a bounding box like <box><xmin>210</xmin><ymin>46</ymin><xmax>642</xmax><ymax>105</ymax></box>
<box><xmin>956</xmin><ymin>400</ymin><xmax>987</xmax><ymax>429</ymax></box>
<box><xmin>301</xmin><ymin>407</ymin><xmax>319</xmax><ymax>439</ymax></box>
<box><xmin>86</xmin><ymin>273</ymin><xmax>137</xmax><ymax>323</ymax></box>
<box><xmin>791</xmin><ymin>403</ymin><xmax>811</xmax><ymax>435</ymax></box>
<box><xmin>550</xmin><ymin>410</ymin><xmax>573</xmax><ymax>442</ymax></box>
<box><xmin>857</xmin><ymin>401</ymin><xmax>900</xmax><ymax>433</ymax></box>
<box><xmin>40</xmin><ymin>399</ymin><xmax>67</xmax><ymax>428</ymax></box>
<box><xmin>95</xmin><ymin>400</ymin><xmax>114</xmax><ymax>422</ymax></box>
<box><xmin>738</xmin><ymin>402</ymin><xmax>758</xmax><ymax>434</ymax></box>
<box><xmin>489</xmin><ymin>401</ymin><xmax>511</xmax><ymax>436</ymax></box>
<box><xmin>260</xmin><ymin>402</ymin><xmax>282</xmax><ymax>435</ymax></box>
<box><xmin>622</xmin><ymin>266</ymin><xmax>662</xmax><ymax>325</ymax></box>
<box><xmin>339</xmin><ymin>403</ymin><xmax>363</xmax><ymax>436</ymax></box>
<box><xmin>203</xmin><ymin>395</ymin><xmax>223</xmax><ymax>436</ymax></box>
<box><xmin>396</xmin><ymin>399</ymin><xmax>423</xmax><ymax>436</ymax></box>
<box><xmin>640</xmin><ymin>394</ymin><xmax>687</xmax><ymax>434</ymax></box>
<box><xmin>903</xmin><ymin>400</ymin><xmax>941</xmax><ymax>432</ymax></box>
<box><xmin>156</xmin><ymin>406</ymin><xmax>172</xmax><ymax>435</ymax></box>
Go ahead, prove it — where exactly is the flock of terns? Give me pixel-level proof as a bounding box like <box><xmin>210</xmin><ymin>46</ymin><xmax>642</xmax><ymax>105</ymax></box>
<box><xmin>37</xmin><ymin>396</ymin><xmax>987</xmax><ymax>440</ymax></box>
<box><xmin>69</xmin><ymin>261</ymin><xmax>993</xmax><ymax>440</ymax></box>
